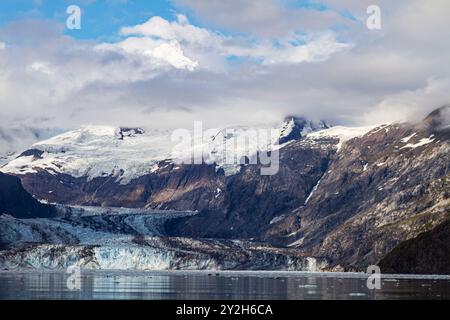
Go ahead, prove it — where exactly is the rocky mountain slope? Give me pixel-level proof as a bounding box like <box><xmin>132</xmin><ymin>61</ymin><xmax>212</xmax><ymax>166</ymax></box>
<box><xmin>267</xmin><ymin>106</ymin><xmax>450</xmax><ymax>271</ymax></box>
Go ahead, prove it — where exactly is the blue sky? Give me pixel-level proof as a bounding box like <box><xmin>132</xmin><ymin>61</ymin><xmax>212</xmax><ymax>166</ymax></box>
<box><xmin>0</xmin><ymin>0</ymin><xmax>356</xmax><ymax>41</ymax></box>
<box><xmin>0</xmin><ymin>0</ymin><xmax>178</xmax><ymax>40</ymax></box>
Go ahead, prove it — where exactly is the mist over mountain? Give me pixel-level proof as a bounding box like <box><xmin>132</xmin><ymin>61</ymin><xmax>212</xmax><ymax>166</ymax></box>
<box><xmin>0</xmin><ymin>127</ymin><xmax>64</xmax><ymax>165</ymax></box>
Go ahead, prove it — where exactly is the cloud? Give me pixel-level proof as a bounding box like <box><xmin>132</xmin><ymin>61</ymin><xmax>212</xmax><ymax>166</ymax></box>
<box><xmin>113</xmin><ymin>14</ymin><xmax>349</xmax><ymax>68</ymax></box>
<box><xmin>120</xmin><ymin>14</ymin><xmax>219</xmax><ymax>45</ymax></box>
<box><xmin>30</xmin><ymin>61</ymin><xmax>55</xmax><ymax>75</ymax></box>
<box><xmin>172</xmin><ymin>0</ymin><xmax>355</xmax><ymax>37</ymax></box>
<box><xmin>360</xmin><ymin>77</ymin><xmax>450</xmax><ymax>125</ymax></box>
<box><xmin>0</xmin><ymin>0</ymin><xmax>450</xmax><ymax>155</ymax></box>
<box><xmin>96</xmin><ymin>37</ymin><xmax>199</xmax><ymax>71</ymax></box>
<box><xmin>245</xmin><ymin>33</ymin><xmax>350</xmax><ymax>65</ymax></box>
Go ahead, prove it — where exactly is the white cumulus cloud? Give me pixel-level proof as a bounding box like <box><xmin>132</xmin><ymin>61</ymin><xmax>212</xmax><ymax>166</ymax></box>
<box><xmin>115</xmin><ymin>14</ymin><xmax>349</xmax><ymax>69</ymax></box>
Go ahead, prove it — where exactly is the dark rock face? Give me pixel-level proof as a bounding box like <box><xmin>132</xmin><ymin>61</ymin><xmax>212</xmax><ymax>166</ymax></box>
<box><xmin>379</xmin><ymin>219</ymin><xmax>450</xmax><ymax>274</ymax></box>
<box><xmin>115</xmin><ymin>127</ymin><xmax>145</xmax><ymax>140</ymax></box>
<box><xmin>165</xmin><ymin>138</ymin><xmax>335</xmax><ymax>238</ymax></box>
<box><xmin>19</xmin><ymin>162</ymin><xmax>223</xmax><ymax>210</ymax></box>
<box><xmin>17</xmin><ymin>149</ymin><xmax>44</xmax><ymax>160</ymax></box>
<box><xmin>0</xmin><ymin>172</ymin><xmax>55</xmax><ymax>219</ymax></box>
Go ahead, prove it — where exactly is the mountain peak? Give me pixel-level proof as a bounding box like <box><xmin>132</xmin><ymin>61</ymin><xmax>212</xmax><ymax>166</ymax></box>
<box><xmin>279</xmin><ymin>116</ymin><xmax>329</xmax><ymax>144</ymax></box>
<box><xmin>424</xmin><ymin>105</ymin><xmax>450</xmax><ymax>131</ymax></box>
<box><xmin>115</xmin><ymin>127</ymin><xmax>145</xmax><ymax>140</ymax></box>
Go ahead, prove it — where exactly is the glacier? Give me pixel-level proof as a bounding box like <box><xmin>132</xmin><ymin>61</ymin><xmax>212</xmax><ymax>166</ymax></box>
<box><xmin>0</xmin><ymin>205</ymin><xmax>326</xmax><ymax>271</ymax></box>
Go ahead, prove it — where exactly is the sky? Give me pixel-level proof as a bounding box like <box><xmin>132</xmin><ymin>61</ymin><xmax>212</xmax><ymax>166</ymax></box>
<box><xmin>1</xmin><ymin>0</ymin><xmax>450</xmax><ymax>138</ymax></box>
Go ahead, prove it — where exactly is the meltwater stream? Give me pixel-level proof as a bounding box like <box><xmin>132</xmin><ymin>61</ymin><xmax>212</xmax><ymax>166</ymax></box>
<box><xmin>0</xmin><ymin>270</ymin><xmax>449</xmax><ymax>300</ymax></box>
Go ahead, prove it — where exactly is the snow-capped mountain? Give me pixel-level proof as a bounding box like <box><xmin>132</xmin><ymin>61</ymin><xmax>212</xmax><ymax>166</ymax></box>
<box><xmin>1</xmin><ymin>118</ymin><xmax>337</xmax><ymax>183</ymax></box>
<box><xmin>2</xmin><ymin>126</ymin><xmax>175</xmax><ymax>184</ymax></box>
<box><xmin>1</xmin><ymin>107</ymin><xmax>449</xmax><ymax>273</ymax></box>
<box><xmin>279</xmin><ymin>116</ymin><xmax>329</xmax><ymax>144</ymax></box>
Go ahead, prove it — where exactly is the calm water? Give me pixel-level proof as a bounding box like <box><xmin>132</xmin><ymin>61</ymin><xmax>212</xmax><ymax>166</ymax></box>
<box><xmin>0</xmin><ymin>270</ymin><xmax>449</xmax><ymax>300</ymax></box>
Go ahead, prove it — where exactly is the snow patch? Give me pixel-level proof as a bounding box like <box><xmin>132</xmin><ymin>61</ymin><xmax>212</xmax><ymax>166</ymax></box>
<box><xmin>269</xmin><ymin>214</ymin><xmax>286</xmax><ymax>225</ymax></box>
<box><xmin>401</xmin><ymin>133</ymin><xmax>416</xmax><ymax>143</ymax></box>
<box><xmin>306</xmin><ymin>126</ymin><xmax>374</xmax><ymax>151</ymax></box>
<box><xmin>279</xmin><ymin>118</ymin><xmax>296</xmax><ymax>140</ymax></box>
<box><xmin>288</xmin><ymin>237</ymin><xmax>304</xmax><ymax>247</ymax></box>
<box><xmin>304</xmin><ymin>179</ymin><xmax>321</xmax><ymax>205</ymax></box>
<box><xmin>401</xmin><ymin>136</ymin><xmax>435</xmax><ymax>149</ymax></box>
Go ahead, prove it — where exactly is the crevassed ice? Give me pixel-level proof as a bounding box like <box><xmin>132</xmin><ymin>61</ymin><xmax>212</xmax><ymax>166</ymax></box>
<box><xmin>0</xmin><ymin>122</ymin><xmax>289</xmax><ymax>183</ymax></box>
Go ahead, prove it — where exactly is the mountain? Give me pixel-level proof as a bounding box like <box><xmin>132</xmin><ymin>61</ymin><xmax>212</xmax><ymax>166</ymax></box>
<box><xmin>1</xmin><ymin>108</ymin><xmax>449</xmax><ymax>273</ymax></box>
<box><xmin>423</xmin><ymin>105</ymin><xmax>450</xmax><ymax>130</ymax></box>
<box><xmin>0</xmin><ymin>119</ymin><xmax>359</xmax><ymax>239</ymax></box>
<box><xmin>0</xmin><ymin>172</ymin><xmax>56</xmax><ymax>219</ymax></box>
<box><xmin>266</xmin><ymin>106</ymin><xmax>450</xmax><ymax>271</ymax></box>
<box><xmin>278</xmin><ymin>116</ymin><xmax>329</xmax><ymax>144</ymax></box>
<box><xmin>0</xmin><ymin>119</ymin><xmax>328</xmax><ymax>184</ymax></box>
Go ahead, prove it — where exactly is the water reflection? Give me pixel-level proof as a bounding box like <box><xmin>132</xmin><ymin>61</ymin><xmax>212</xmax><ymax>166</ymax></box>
<box><xmin>0</xmin><ymin>271</ymin><xmax>449</xmax><ymax>300</ymax></box>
